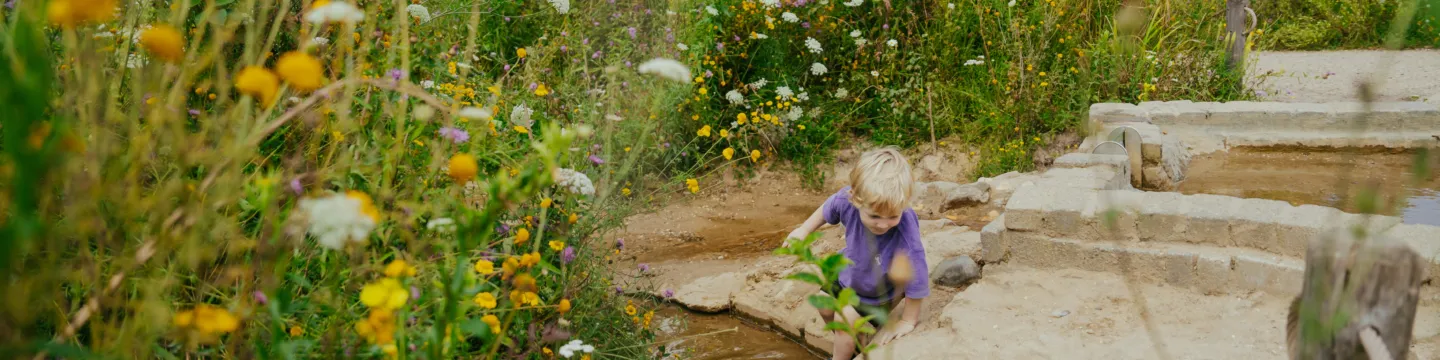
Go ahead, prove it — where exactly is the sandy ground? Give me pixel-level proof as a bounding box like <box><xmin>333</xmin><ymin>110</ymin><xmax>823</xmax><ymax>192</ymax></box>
<box><xmin>1246</xmin><ymin>50</ymin><xmax>1440</xmax><ymax>103</ymax></box>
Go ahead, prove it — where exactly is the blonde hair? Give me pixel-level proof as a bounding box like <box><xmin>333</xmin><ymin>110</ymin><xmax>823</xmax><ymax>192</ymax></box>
<box><xmin>848</xmin><ymin>147</ymin><xmax>914</xmax><ymax>216</ymax></box>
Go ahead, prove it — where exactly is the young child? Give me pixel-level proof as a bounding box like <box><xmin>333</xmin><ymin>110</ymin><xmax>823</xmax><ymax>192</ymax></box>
<box><xmin>787</xmin><ymin>147</ymin><xmax>929</xmax><ymax>360</ymax></box>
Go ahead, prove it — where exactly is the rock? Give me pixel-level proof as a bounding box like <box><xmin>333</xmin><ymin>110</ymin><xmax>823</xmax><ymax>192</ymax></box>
<box><xmin>1052</xmin><ymin>310</ymin><xmax>1071</xmax><ymax>318</ymax></box>
<box><xmin>1141</xmin><ymin>166</ymin><xmax>1174</xmax><ymax>190</ymax></box>
<box><xmin>914</xmin><ymin>181</ymin><xmax>991</xmax><ymax>219</ymax></box>
<box><xmin>673</xmin><ymin>272</ymin><xmax>745</xmax><ymax>313</ymax></box>
<box><xmin>932</xmin><ymin>255</ymin><xmax>982</xmax><ymax>287</ymax></box>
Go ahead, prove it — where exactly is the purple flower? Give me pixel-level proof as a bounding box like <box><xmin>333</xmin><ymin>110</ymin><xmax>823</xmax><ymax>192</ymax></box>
<box><xmin>529</xmin><ymin>82</ymin><xmax>538</xmax><ymax>91</ymax></box>
<box><xmin>188</xmin><ymin>109</ymin><xmax>201</xmax><ymax>116</ymax></box>
<box><xmin>583</xmin><ymin>38</ymin><xmax>590</xmax><ymax>45</ymax></box>
<box><xmin>628</xmin><ymin>27</ymin><xmax>637</xmax><ymax>39</ymax></box>
<box><xmin>883</xmin><ymin>23</ymin><xmax>890</xmax><ymax>30</ymax></box>
<box><xmin>497</xmin><ymin>224</ymin><xmax>511</xmax><ymax>237</ymax></box>
<box><xmin>411</xmin><ymin>286</ymin><xmax>420</xmax><ymax>300</ymax></box>
<box><xmin>614</xmin><ymin>286</ymin><xmax>624</xmax><ymax>294</ymax></box>
<box><xmin>616</xmin><ymin>238</ymin><xmax>625</xmax><ymax>249</ymax></box>
<box><xmin>645</xmin><ymin>9</ymin><xmax>651</xmax><ymax>15</ymax></box>
<box><xmin>625</xmin><ymin>60</ymin><xmax>632</xmax><ymax>67</ymax></box>
<box><xmin>717</xmin><ymin>42</ymin><xmax>724</xmax><ymax>51</ymax></box>
<box><xmin>704</xmin><ymin>70</ymin><xmax>714</xmax><ymax>78</ymax></box>
<box><xmin>592</xmin><ymin>144</ymin><xmax>602</xmax><ymax>151</ymax></box>
<box><xmin>253</xmin><ymin>291</ymin><xmax>269</xmax><ymax>305</ymax></box>
<box><xmin>561</xmin><ymin>31</ymin><xmax>568</xmax><ymax>36</ymax></box>
<box><xmin>801</xmin><ymin>22</ymin><xmax>810</xmax><ymax>29</ymax></box>
<box><xmin>733</xmin><ymin>35</ymin><xmax>741</xmax><ymax>41</ymax></box>
<box><xmin>504</xmin><ymin>16</ymin><xmax>511</xmax><ymax>21</ymax></box>
<box><xmin>1255</xmin><ymin>89</ymin><xmax>1268</xmax><ymax>97</ymax></box>
<box><xmin>589</xmin><ymin>154</ymin><xmax>605</xmax><ymax>165</ymax></box>
<box><xmin>438</xmin><ymin>127</ymin><xmax>470</xmax><ymax>144</ymax></box>
<box><xmin>560</xmin><ymin>45</ymin><xmax>567</xmax><ymax>52</ymax></box>
<box><xmin>504</xmin><ymin>64</ymin><xmax>511</xmax><ymax>71</ymax></box>
<box><xmin>592</xmin><ymin>51</ymin><xmax>603</xmax><ymax>59</ymax></box>
<box><xmin>592</xmin><ymin>21</ymin><xmax>599</xmax><ymax>26</ymax></box>
<box><xmin>622</xmin><ymin>81</ymin><xmax>629</xmax><ymax>87</ymax></box>
<box><xmin>3</xmin><ymin>0</ymin><xmax>12</xmax><ymax>9</ymax></box>
<box><xmin>289</xmin><ymin>178</ymin><xmax>303</xmax><ymax>194</ymax></box>
<box><xmin>663</xmin><ymin>289</ymin><xmax>674</xmax><ymax>298</ymax></box>
<box><xmin>561</xmin><ymin>246</ymin><xmax>576</xmax><ymax>264</ymax></box>
<box><xmin>638</xmin><ymin>264</ymin><xmax>650</xmax><ymax>272</ymax></box>
<box><xmin>662</xmin><ymin>142</ymin><xmax>671</xmax><ymax>148</ymax></box>
<box><xmin>388</xmin><ymin>68</ymin><xmax>404</xmax><ymax>81</ymax></box>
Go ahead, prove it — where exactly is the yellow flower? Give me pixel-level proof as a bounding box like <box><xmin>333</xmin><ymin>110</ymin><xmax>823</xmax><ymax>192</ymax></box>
<box><xmin>698</xmin><ymin>87</ymin><xmax>708</xmax><ymax>95</ymax></box>
<box><xmin>510</xmin><ymin>290</ymin><xmax>541</xmax><ymax>306</ymax></box>
<box><xmin>383</xmin><ymin>259</ymin><xmax>417</xmax><ymax>278</ymax></box>
<box><xmin>359</xmin><ymin>278</ymin><xmax>408</xmax><ymax>310</ymax></box>
<box><xmin>234</xmin><ymin>66</ymin><xmax>280</xmax><ymax>105</ymax></box>
<box><xmin>685</xmin><ymin>178</ymin><xmax>699</xmax><ymax>194</ymax></box>
<box><xmin>549</xmin><ymin>241</ymin><xmax>565</xmax><ymax>251</ymax></box>
<box><xmin>797</xmin><ymin>125</ymin><xmax>806</xmax><ymax>130</ymax></box>
<box><xmin>520</xmin><ymin>252</ymin><xmax>542</xmax><ymax>268</ymax></box>
<box><xmin>345</xmin><ymin>191</ymin><xmax>380</xmax><ymax>222</ymax></box>
<box><xmin>643</xmin><ymin>310</ymin><xmax>654</xmax><ymax>328</ymax></box>
<box><xmin>289</xmin><ymin>325</ymin><xmax>303</xmax><ymax>337</ymax></box>
<box><xmin>737</xmin><ymin>113</ymin><xmax>748</xmax><ymax>124</ymax></box>
<box><xmin>47</xmin><ymin>0</ymin><xmax>116</xmax><ymax>28</ymax></box>
<box><xmin>276</xmin><ymin>52</ymin><xmax>325</xmax><ymax>92</ymax></box>
<box><xmin>355</xmin><ymin>309</ymin><xmax>397</xmax><ymax>344</ymax></box>
<box><xmin>749</xmin><ymin>150</ymin><xmax>761</xmax><ymax>162</ymax></box>
<box><xmin>720</xmin><ymin>129</ymin><xmax>730</xmax><ymax>138</ymax></box>
<box><xmin>581</xmin><ymin>354</ymin><xmax>591</xmax><ymax>360</ymax></box>
<box><xmin>723</xmin><ymin>148</ymin><xmax>735</xmax><ymax>160</ymax></box>
<box><xmin>173</xmin><ymin>304</ymin><xmax>240</xmax><ymax>335</ymax></box>
<box><xmin>474</xmin><ymin>292</ymin><xmax>497</xmax><ymax>309</ymax></box>
<box><xmin>517</xmin><ymin>47</ymin><xmax>528</xmax><ymax>58</ymax></box>
<box><xmin>558</xmin><ymin>299</ymin><xmax>571</xmax><ymax>313</ymax></box>
<box><xmin>622</xmin><ymin>188</ymin><xmax>632</xmax><ymax>196</ymax></box>
<box><xmin>140</xmin><ymin>25</ymin><xmax>185</xmax><ymax>63</ymax></box>
<box><xmin>568</xmin><ymin>213</ymin><xmax>578</xmax><ymax>224</ymax></box>
<box><xmin>694</xmin><ymin>76</ymin><xmax>704</xmax><ymax>83</ymax></box>
<box><xmin>1040</xmin><ymin>82</ymin><xmax>1049</xmax><ymax>87</ymax></box>
<box><xmin>515</xmin><ymin>228</ymin><xmax>531</xmax><ymax>245</ymax></box>
<box><xmin>535</xmin><ymin>84</ymin><xmax>550</xmax><ymax>96</ymax></box>
<box><xmin>481</xmin><ymin>314</ymin><xmax>501</xmax><ymax>334</ymax></box>
<box><xmin>447</xmin><ymin>154</ymin><xmax>478</xmax><ymax>183</ymax></box>
<box><xmin>502</xmin><ymin>257</ymin><xmax>520</xmax><ymax>279</ymax></box>
<box><xmin>474</xmin><ymin>259</ymin><xmax>495</xmax><ymax>275</ymax></box>
<box><xmin>625</xmin><ymin>301</ymin><xmax>637</xmax><ymax>316</ymax></box>
<box><xmin>1039</xmin><ymin>72</ymin><xmax>1047</xmax><ymax>77</ymax></box>
<box><xmin>540</xmin><ymin>198</ymin><xmax>553</xmax><ymax>208</ymax></box>
<box><xmin>697</xmin><ymin>125</ymin><xmax>712</xmax><ymax>137</ymax></box>
<box><xmin>514</xmin><ymin>126</ymin><xmax>531</xmax><ymax>134</ymax></box>
<box><xmin>544</xmin><ymin>348</ymin><xmax>554</xmax><ymax>357</ymax></box>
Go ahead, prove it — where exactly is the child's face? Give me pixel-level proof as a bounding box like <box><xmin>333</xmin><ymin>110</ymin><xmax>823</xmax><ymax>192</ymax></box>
<box><xmin>857</xmin><ymin>205</ymin><xmax>902</xmax><ymax>235</ymax></box>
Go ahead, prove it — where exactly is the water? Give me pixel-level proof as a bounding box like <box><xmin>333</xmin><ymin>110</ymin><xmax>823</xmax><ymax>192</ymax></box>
<box><xmin>1178</xmin><ymin>147</ymin><xmax>1440</xmax><ymax>226</ymax></box>
<box><xmin>653</xmin><ymin>307</ymin><xmax>821</xmax><ymax>360</ymax></box>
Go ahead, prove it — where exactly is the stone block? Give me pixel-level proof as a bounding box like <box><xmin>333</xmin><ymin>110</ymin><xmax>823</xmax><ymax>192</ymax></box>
<box><xmin>1137</xmin><ymin>192</ymin><xmax>1189</xmax><ymax>243</ymax></box>
<box><xmin>1194</xmin><ymin>253</ymin><xmax>1234</xmax><ymax>295</ymax></box>
<box><xmin>1141</xmin><ymin>166</ymin><xmax>1174</xmax><ymax>191</ymax></box>
<box><xmin>1183</xmin><ymin>194</ymin><xmax>1237</xmax><ymax>246</ymax></box>
<box><xmin>1092</xmin><ymin>190</ymin><xmax>1145</xmax><ymax>241</ymax></box>
<box><xmin>1053</xmin><ymin>153</ymin><xmax>1129</xmax><ymax>170</ymax></box>
<box><xmin>1228</xmin><ymin>199</ymin><xmax>1289</xmax><ymax>255</ymax></box>
<box><xmin>1041</xmin><ymin>189</ymin><xmax>1099</xmax><ymax>240</ymax></box>
<box><xmin>1231</xmin><ymin>254</ymin><xmax>1303</xmax><ymax>296</ymax></box>
<box><xmin>1288</xmin><ymin>103</ymin><xmax>1333</xmax><ymax>129</ymax></box>
<box><xmin>1208</xmin><ymin>101</ymin><xmax>1284</xmax><ymax>127</ymax></box>
<box><xmin>1272</xmin><ymin>204</ymin><xmax>1331</xmax><ymax>258</ymax></box>
<box><xmin>980</xmin><ymin>215</ymin><xmax>1008</xmax><ymax>263</ymax></box>
<box><xmin>1146</xmin><ymin>100</ymin><xmax>1211</xmax><ymax>126</ymax></box>
<box><xmin>1039</xmin><ymin>167</ymin><xmax>1114</xmax><ymax>190</ymax></box>
<box><xmin>1160</xmin><ymin>133</ymin><xmax>1191</xmax><ymax>183</ymax></box>
<box><xmin>1090</xmin><ymin>103</ymin><xmax>1150</xmax><ymax>123</ymax></box>
<box><xmin>1004</xmin><ymin>184</ymin><xmax>1045</xmax><ymax>231</ymax></box>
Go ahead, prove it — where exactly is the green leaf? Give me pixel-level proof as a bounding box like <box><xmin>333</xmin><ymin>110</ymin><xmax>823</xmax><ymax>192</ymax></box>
<box><xmin>807</xmin><ymin>294</ymin><xmax>838</xmax><ymax>311</ymax></box>
<box><xmin>820</xmin><ymin>254</ymin><xmax>852</xmax><ymax>274</ymax></box>
<box><xmin>35</xmin><ymin>341</ymin><xmax>100</xmax><ymax>359</ymax></box>
<box><xmin>823</xmin><ymin>320</ymin><xmax>853</xmax><ymax>333</ymax></box>
<box><xmin>458</xmin><ymin>318</ymin><xmax>493</xmax><ymax>340</ymax></box>
<box><xmin>785</xmin><ymin>272</ymin><xmax>824</xmax><ymax>286</ymax></box>
<box><xmin>853</xmin><ymin>315</ymin><xmax>877</xmax><ymax>334</ymax></box>
<box><xmin>537</xmin><ymin>258</ymin><xmax>561</xmax><ymax>275</ymax></box>
<box><xmin>862</xmin><ymin>344</ymin><xmax>879</xmax><ymax>353</ymax></box>
<box><xmin>838</xmin><ymin>288</ymin><xmax>860</xmax><ymax>308</ymax></box>
<box><xmin>153</xmin><ymin>344</ymin><xmax>181</xmax><ymax>360</ymax></box>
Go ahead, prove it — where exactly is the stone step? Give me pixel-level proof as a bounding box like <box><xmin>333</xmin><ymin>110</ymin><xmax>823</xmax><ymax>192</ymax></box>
<box><xmin>994</xmin><ymin>231</ymin><xmax>1305</xmax><ymax>296</ymax></box>
<box><xmin>1211</xmin><ymin>130</ymin><xmax>1440</xmax><ymax>149</ymax></box>
<box><xmin>1097</xmin><ymin>100</ymin><xmax>1440</xmax><ymax>132</ymax></box>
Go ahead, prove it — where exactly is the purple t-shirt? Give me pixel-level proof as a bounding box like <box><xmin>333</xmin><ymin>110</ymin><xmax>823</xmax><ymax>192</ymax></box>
<box><xmin>823</xmin><ymin>187</ymin><xmax>929</xmax><ymax>305</ymax></box>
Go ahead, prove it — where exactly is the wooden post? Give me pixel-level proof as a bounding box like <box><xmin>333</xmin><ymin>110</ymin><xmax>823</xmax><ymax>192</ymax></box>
<box><xmin>1287</xmin><ymin>229</ymin><xmax>1426</xmax><ymax>360</ymax></box>
<box><xmin>1225</xmin><ymin>0</ymin><xmax>1249</xmax><ymax>71</ymax></box>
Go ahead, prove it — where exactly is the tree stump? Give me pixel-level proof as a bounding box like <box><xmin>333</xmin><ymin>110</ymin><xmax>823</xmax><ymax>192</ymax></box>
<box><xmin>1289</xmin><ymin>228</ymin><xmax>1426</xmax><ymax>360</ymax></box>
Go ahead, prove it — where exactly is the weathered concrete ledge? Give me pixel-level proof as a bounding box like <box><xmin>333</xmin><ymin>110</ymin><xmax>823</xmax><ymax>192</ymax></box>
<box><xmin>990</xmin><ymin>183</ymin><xmax>1440</xmax><ymax>293</ymax></box>
<box><xmin>1089</xmin><ymin>101</ymin><xmax>1440</xmax><ymax>154</ymax></box>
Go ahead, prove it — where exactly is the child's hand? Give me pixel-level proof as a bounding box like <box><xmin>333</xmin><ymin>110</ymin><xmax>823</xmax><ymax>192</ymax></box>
<box><xmin>873</xmin><ymin>319</ymin><xmax>915</xmax><ymax>346</ymax></box>
<box><xmin>785</xmin><ymin>229</ymin><xmax>808</xmax><ymax>243</ymax></box>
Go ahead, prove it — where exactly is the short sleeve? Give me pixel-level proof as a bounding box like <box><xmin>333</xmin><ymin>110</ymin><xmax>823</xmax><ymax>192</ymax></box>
<box><xmin>822</xmin><ymin>187</ymin><xmax>852</xmax><ymax>225</ymax></box>
<box><xmin>900</xmin><ymin>210</ymin><xmax>931</xmax><ymax>299</ymax></box>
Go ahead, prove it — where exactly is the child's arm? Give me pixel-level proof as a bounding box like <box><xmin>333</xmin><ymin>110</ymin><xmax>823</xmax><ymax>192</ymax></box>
<box><xmin>786</xmin><ymin>205</ymin><xmax>827</xmax><ymax>242</ymax></box>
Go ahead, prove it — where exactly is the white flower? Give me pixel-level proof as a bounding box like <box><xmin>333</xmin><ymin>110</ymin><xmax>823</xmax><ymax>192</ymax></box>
<box><xmin>605</xmin><ymin>114</ymin><xmax>623</xmax><ymax>121</ymax></box>
<box><xmin>554</xmin><ymin>168</ymin><xmax>596</xmax><ymax>196</ymax></box>
<box><xmin>305</xmin><ymin>1</ymin><xmax>365</xmax><ymax>25</ymax></box>
<box><xmin>797</xmin><ymin>92</ymin><xmax>810</xmax><ymax>101</ymax></box>
<box><xmin>782</xmin><ymin>12</ymin><xmax>799</xmax><ymax>23</ymax></box>
<box><xmin>810</xmin><ymin>62</ymin><xmax>827</xmax><ymax>75</ymax></box>
<box><xmin>636</xmin><ymin>58</ymin><xmax>692</xmax><ymax>83</ymax></box>
<box><xmin>725</xmin><ymin>90</ymin><xmax>745</xmax><ymax>104</ymax></box>
<box><xmin>558</xmin><ymin>340</ymin><xmax>596</xmax><ymax>358</ymax></box>
<box><xmin>835</xmin><ymin>88</ymin><xmax>849</xmax><ymax>99</ymax></box>
<box><xmin>549</xmin><ymin>0</ymin><xmax>570</xmax><ymax>14</ymax></box>
<box><xmin>849</xmin><ymin>30</ymin><xmax>862</xmax><ymax>38</ymax></box>
<box><xmin>421</xmin><ymin>80</ymin><xmax>435</xmax><ymax>89</ymax></box>
<box><xmin>776</xmin><ymin>86</ymin><xmax>794</xmax><ymax>99</ymax></box>
<box><xmin>313</xmin><ymin>37</ymin><xmax>330</xmax><ymax>46</ymax></box>
<box><xmin>705</xmin><ymin>5</ymin><xmax>718</xmax><ymax>15</ymax></box>
<box><xmin>843</xmin><ymin>0</ymin><xmax>862</xmax><ymax>6</ymax></box>
<box><xmin>405</xmin><ymin>4</ymin><xmax>431</xmax><ymax>23</ymax></box>
<box><xmin>677</xmin><ymin>43</ymin><xmax>689</xmax><ymax>51</ymax></box>
<box><xmin>804</xmin><ymin>37</ymin><xmax>823</xmax><ymax>53</ymax></box>
<box><xmin>855</xmin><ymin>38</ymin><xmax>869</xmax><ymax>47</ymax></box>
<box><xmin>510</xmin><ymin>104</ymin><xmax>535</xmax><ymax>128</ymax></box>
<box><xmin>871</xmin><ymin>70</ymin><xmax>879</xmax><ymax>77</ymax></box>
<box><xmin>426</xmin><ymin>218</ymin><xmax>456</xmax><ymax>233</ymax></box>
<box><xmin>298</xmin><ymin>192</ymin><xmax>377</xmax><ymax>250</ymax></box>
<box><xmin>750</xmin><ymin>78</ymin><xmax>769</xmax><ymax>89</ymax></box>
<box><xmin>752</xmin><ymin>32</ymin><xmax>769</xmax><ymax>39</ymax></box>
<box><xmin>948</xmin><ymin>2</ymin><xmax>954</xmax><ymax>9</ymax></box>
<box><xmin>963</xmin><ymin>59</ymin><xmax>985</xmax><ymax>66</ymax></box>
<box><xmin>125</xmin><ymin>53</ymin><xmax>146</xmax><ymax>69</ymax></box>
<box><xmin>760</xmin><ymin>0</ymin><xmax>780</xmax><ymax>7</ymax></box>
<box><xmin>886</xmin><ymin>39</ymin><xmax>897</xmax><ymax>47</ymax></box>
<box><xmin>786</xmin><ymin>106</ymin><xmax>804</xmax><ymax>121</ymax></box>
<box><xmin>1007</xmin><ymin>0</ymin><xmax>1015</xmax><ymax>7</ymax></box>
<box><xmin>458</xmin><ymin>106</ymin><xmax>493</xmax><ymax>120</ymax></box>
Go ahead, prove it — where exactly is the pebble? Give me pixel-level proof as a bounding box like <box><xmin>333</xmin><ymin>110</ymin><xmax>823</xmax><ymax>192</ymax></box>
<box><xmin>1051</xmin><ymin>310</ymin><xmax>1071</xmax><ymax>318</ymax></box>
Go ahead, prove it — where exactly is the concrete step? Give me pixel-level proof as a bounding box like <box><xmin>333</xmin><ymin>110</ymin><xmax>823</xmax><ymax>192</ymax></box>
<box><xmin>995</xmin><ymin>231</ymin><xmax>1304</xmax><ymax>296</ymax></box>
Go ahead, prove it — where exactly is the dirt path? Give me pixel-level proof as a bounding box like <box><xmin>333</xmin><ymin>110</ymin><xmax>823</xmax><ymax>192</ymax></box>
<box><xmin>1247</xmin><ymin>50</ymin><xmax>1440</xmax><ymax>103</ymax></box>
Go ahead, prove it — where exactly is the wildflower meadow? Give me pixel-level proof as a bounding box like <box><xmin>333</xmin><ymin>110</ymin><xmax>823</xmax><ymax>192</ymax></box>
<box><xmin>2</xmin><ymin>0</ymin><xmax>1437</xmax><ymax>358</ymax></box>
